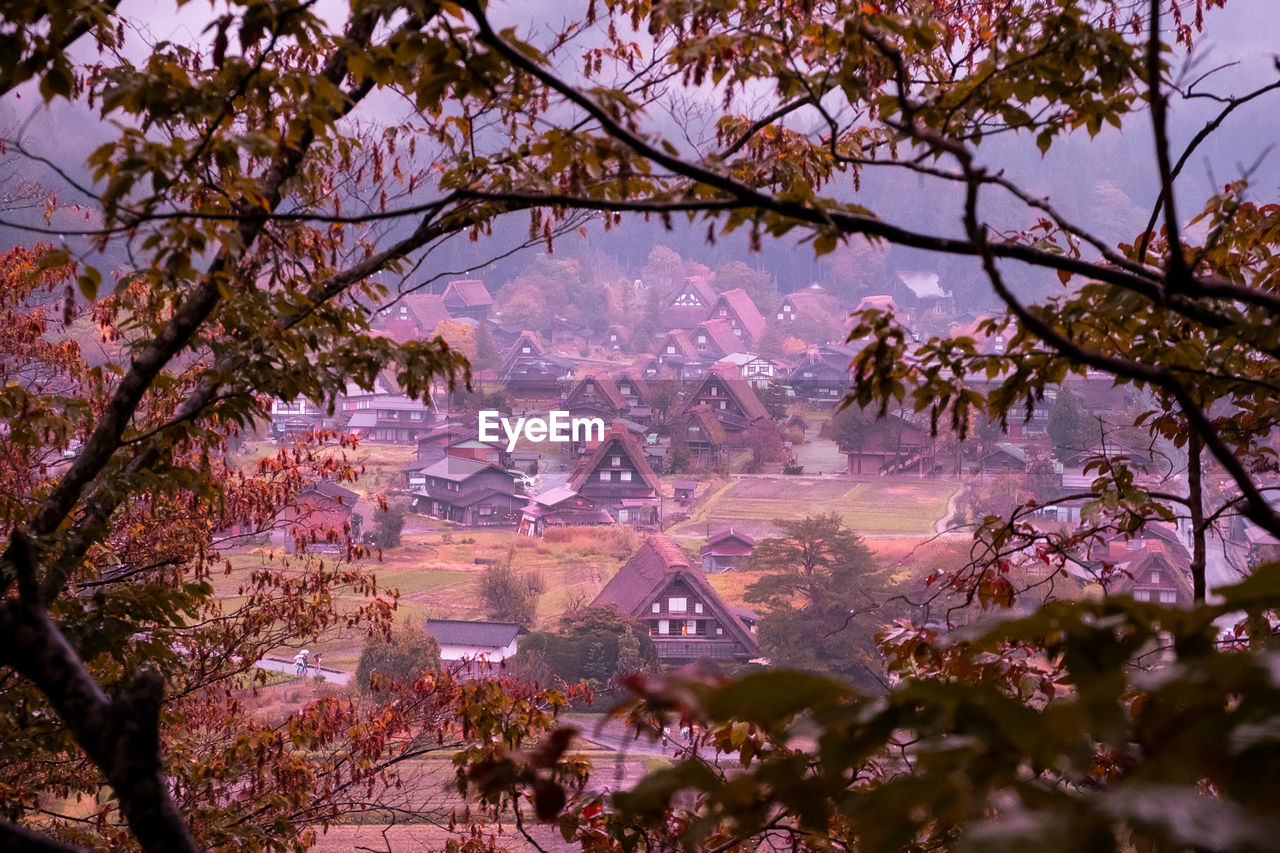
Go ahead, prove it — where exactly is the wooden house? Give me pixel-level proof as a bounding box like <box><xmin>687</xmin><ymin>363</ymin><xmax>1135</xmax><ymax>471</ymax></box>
<box><xmin>280</xmin><ymin>482</ymin><xmax>360</xmax><ymax>554</ymax></box>
<box><xmin>517</xmin><ymin>486</ymin><xmax>614</xmax><ymax>536</ymax></box>
<box><xmin>500</xmin><ymin>331</ymin><xmax>575</xmax><ymax>397</ymax></box>
<box><xmin>269</xmin><ymin>398</ymin><xmax>328</xmax><ymax>441</ymax></box>
<box><xmin>705</xmin><ymin>288</ymin><xmax>766</xmax><ymax>347</ymax></box>
<box><xmin>775</xmin><ymin>284</ymin><xmax>838</xmax><ymax>327</ymax></box>
<box><xmin>411</xmin><ymin>457</ymin><xmax>522</xmax><ymax>527</ymax></box>
<box><xmin>700</xmin><ymin>529</ymin><xmax>755</xmax><ymax>573</ymax></box>
<box><xmin>660</xmin><ymin>274</ymin><xmax>718</xmax><ymax>330</ymax></box>
<box><xmin>375</xmin><ymin>293</ymin><xmax>452</xmax><ymax>342</ymax></box>
<box><xmin>690</xmin><ymin>318</ymin><xmax>745</xmax><ymax>361</ymax></box>
<box><xmin>591</xmin><ymin>534</ymin><xmax>760</xmax><ymax>664</ymax></box>
<box><xmin>677</xmin><ymin>404</ymin><xmax>728</xmax><ymax>461</ymax></box>
<box><xmin>568</xmin><ymin>424</ymin><xmax>662</xmax><ymax>526</ymax></box>
<box><xmin>679</xmin><ymin>367</ymin><xmax>771</xmax><ymax>437</ymax></box>
<box><xmin>840</xmin><ymin>411</ymin><xmax>936</xmax><ymax>477</ymax></box>
<box><xmin>441</xmin><ymin>278</ymin><xmax>494</xmax><ymax>321</ymax></box>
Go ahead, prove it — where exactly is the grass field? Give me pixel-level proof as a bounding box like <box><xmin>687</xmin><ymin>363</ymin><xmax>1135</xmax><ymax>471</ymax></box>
<box><xmin>667</xmin><ymin>475</ymin><xmax>957</xmax><ymax>540</ymax></box>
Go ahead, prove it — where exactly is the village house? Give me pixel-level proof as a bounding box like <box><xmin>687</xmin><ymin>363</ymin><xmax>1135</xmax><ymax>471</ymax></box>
<box><xmin>568</xmin><ymin>424</ymin><xmax>662</xmax><ymax>526</ymax></box>
<box><xmin>604</xmin><ymin>323</ymin><xmax>631</xmax><ymax>352</ymax></box>
<box><xmin>441</xmin><ymin>278</ymin><xmax>494</xmax><ymax>321</ymax></box>
<box><xmin>425</xmin><ymin>620</ymin><xmax>525</xmax><ymax>675</ymax></box>
<box><xmin>279</xmin><ymin>482</ymin><xmax>361</xmax><ymax>554</ymax></box>
<box><xmin>704</xmin><ymin>288</ymin><xmax>767</xmax><ymax>347</ymax></box>
<box><xmin>655</xmin><ymin>329</ymin><xmax>705</xmax><ymax>381</ymax></box>
<box><xmin>1102</xmin><ymin>538</ymin><xmax>1195</xmax><ymax>606</ymax></box>
<box><xmin>374</xmin><ymin>293</ymin><xmax>452</xmax><ymax>342</ymax></box>
<box><xmin>788</xmin><ymin>346</ymin><xmax>853</xmax><ymax>402</ymax></box>
<box><xmin>774</xmin><ymin>283</ymin><xmax>838</xmax><ymax>327</ymax></box>
<box><xmin>980</xmin><ymin>443</ymin><xmax>1030</xmax><ymax>475</ymax></box>
<box><xmin>840</xmin><ymin>411</ymin><xmax>936</xmax><ymax>477</ymax></box>
<box><xmin>714</xmin><ymin>352</ymin><xmax>781</xmax><ymax>388</ymax></box>
<box><xmin>499</xmin><ymin>330</ymin><xmax>576</xmax><ymax>397</ymax></box>
<box><xmin>517</xmin><ymin>486</ymin><xmax>614</xmax><ymax>536</ymax></box>
<box><xmin>660</xmin><ymin>274</ymin><xmax>719</xmax><ymax>330</ymax></box>
<box><xmin>699</xmin><ymin>529</ymin><xmax>756</xmax><ymax>573</ymax></box>
<box><xmin>269</xmin><ymin>398</ymin><xmax>328</xmax><ymax>440</ymax></box>
<box><xmin>689</xmin><ymin>318</ymin><xmax>745</xmax><ymax>362</ymax></box>
<box><xmin>343</xmin><ymin>395</ymin><xmax>436</xmax><ymax>443</ymax></box>
<box><xmin>591</xmin><ymin>534</ymin><xmax>760</xmax><ymax>664</ymax></box>
<box><xmin>676</xmin><ymin>405</ymin><xmax>729</xmax><ymax>462</ymax></box>
<box><xmin>679</xmin><ymin>367</ymin><xmax>771</xmax><ymax>437</ymax></box>
<box><xmin>411</xmin><ymin>457</ymin><xmax>523</xmax><ymax>527</ymax></box>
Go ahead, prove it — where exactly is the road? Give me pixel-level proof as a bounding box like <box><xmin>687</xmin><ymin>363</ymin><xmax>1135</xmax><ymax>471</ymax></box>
<box><xmin>255</xmin><ymin>656</ymin><xmax>353</xmax><ymax>686</ymax></box>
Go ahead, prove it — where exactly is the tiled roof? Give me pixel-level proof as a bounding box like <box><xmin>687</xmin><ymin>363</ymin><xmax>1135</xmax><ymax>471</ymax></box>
<box><xmin>425</xmin><ymin>619</ymin><xmax>522</xmax><ymax>648</ymax></box>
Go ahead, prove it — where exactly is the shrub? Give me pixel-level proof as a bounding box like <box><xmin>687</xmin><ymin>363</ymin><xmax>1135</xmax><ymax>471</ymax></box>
<box><xmin>355</xmin><ymin>624</ymin><xmax>442</xmax><ymax>696</ymax></box>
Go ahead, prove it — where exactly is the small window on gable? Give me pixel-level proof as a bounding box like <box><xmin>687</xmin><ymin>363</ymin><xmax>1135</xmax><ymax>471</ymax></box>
<box><xmin>611</xmin><ymin>456</ymin><xmax>621</xmax><ymax>466</ymax></box>
<box><xmin>1150</xmin><ymin>571</ymin><xmax>1161</xmax><ymax>583</ymax></box>
<box><xmin>620</xmin><ymin>471</ymin><xmax>632</xmax><ymax>482</ymax></box>
<box><xmin>694</xmin><ymin>603</ymin><xmax>703</xmax><ymax>614</ymax></box>
<box><xmin>652</xmin><ymin>602</ymin><xmax>661</xmax><ymax>613</ymax></box>
<box><xmin>668</xmin><ymin>597</ymin><xmax>687</xmax><ymax>613</ymax></box>
<box><xmin>599</xmin><ymin>470</ymin><xmax>611</xmax><ymax>481</ymax></box>
<box><xmin>667</xmin><ymin>345</ymin><xmax>676</xmax><ymax>354</ymax></box>
<box><xmin>659</xmin><ymin>619</ymin><xmax>670</xmax><ymax>634</ymax></box>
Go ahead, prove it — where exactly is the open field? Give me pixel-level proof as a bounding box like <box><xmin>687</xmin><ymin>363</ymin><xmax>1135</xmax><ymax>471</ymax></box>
<box><xmin>667</xmin><ymin>476</ymin><xmax>958</xmax><ymax>540</ymax></box>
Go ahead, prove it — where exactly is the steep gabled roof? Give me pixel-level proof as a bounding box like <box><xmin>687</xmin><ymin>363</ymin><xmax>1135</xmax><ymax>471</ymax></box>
<box><xmin>568</xmin><ymin>425</ymin><xmax>661</xmax><ymax>493</ymax></box>
<box><xmin>403</xmin><ymin>293</ymin><xmax>452</xmax><ymax>331</ymax></box>
<box><xmin>564</xmin><ymin>374</ymin><xmax>628</xmax><ymax>412</ymax></box>
<box><xmin>685</xmin><ymin>367</ymin><xmax>770</xmax><ymax>422</ymax></box>
<box><xmin>665</xmin><ymin>274</ymin><xmax>718</xmax><ymax>308</ymax></box>
<box><xmin>442</xmin><ymin>278</ymin><xmax>494</xmax><ymax>308</ymax></box>
<box><xmin>683</xmin><ymin>404</ymin><xmax>728</xmax><ymax>445</ymax></box>
<box><xmin>692</xmin><ymin>319</ymin><xmax>744</xmax><ymax>358</ymax></box>
<box><xmin>592</xmin><ymin>534</ymin><xmax>759</xmax><ymax>654</ymax></box>
<box><xmin>659</xmin><ymin>329</ymin><xmax>700</xmax><ymax>360</ymax></box>
<box><xmin>777</xmin><ymin>284</ymin><xmax>837</xmax><ymax>316</ymax></box>
<box><xmin>707</xmin><ymin>528</ymin><xmax>755</xmax><ymax>547</ymax></box>
<box><xmin>707</xmin><ymin>288</ymin><xmax>767</xmax><ymax>341</ymax></box>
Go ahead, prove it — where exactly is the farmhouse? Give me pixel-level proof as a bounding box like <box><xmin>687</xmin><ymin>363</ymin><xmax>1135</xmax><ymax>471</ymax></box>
<box><xmin>425</xmin><ymin>620</ymin><xmax>524</xmax><ymax>675</ymax></box>
<box><xmin>591</xmin><ymin>535</ymin><xmax>760</xmax><ymax>664</ymax></box>
<box><xmin>568</xmin><ymin>424</ymin><xmax>662</xmax><ymax>526</ymax></box>
<box><xmin>280</xmin><ymin>482</ymin><xmax>360</xmax><ymax>554</ymax></box>
<box><xmin>441</xmin><ymin>278</ymin><xmax>494</xmax><ymax>321</ymax></box>
<box><xmin>410</xmin><ymin>458</ymin><xmax>522</xmax><ymax>527</ymax></box>
<box><xmin>375</xmin><ymin>293</ymin><xmax>451</xmax><ymax>342</ymax></box>
<box><xmin>704</xmin><ymin>287</ymin><xmax>766</xmax><ymax>347</ymax></box>
<box><xmin>700</xmin><ymin>529</ymin><xmax>756</xmax><ymax>573</ymax></box>
<box><xmin>840</xmin><ymin>411</ymin><xmax>936</xmax><ymax>477</ymax></box>
<box><xmin>517</xmin><ymin>486</ymin><xmax>614</xmax><ymax>536</ymax></box>
<box><xmin>660</xmin><ymin>274</ymin><xmax>718</xmax><ymax>330</ymax></box>
<box><xmin>679</xmin><ymin>367</ymin><xmax>770</xmax><ymax>436</ymax></box>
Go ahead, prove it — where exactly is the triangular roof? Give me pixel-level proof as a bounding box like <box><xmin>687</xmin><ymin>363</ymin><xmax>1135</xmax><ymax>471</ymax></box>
<box><xmin>683</xmin><ymin>404</ymin><xmax>728</xmax><ymax>445</ymax></box>
<box><xmin>442</xmin><ymin>278</ymin><xmax>493</xmax><ymax>308</ymax></box>
<box><xmin>777</xmin><ymin>284</ymin><xmax>838</xmax><ymax>316</ymax></box>
<box><xmin>659</xmin><ymin>329</ymin><xmax>700</xmax><ymax>360</ymax></box>
<box><xmin>706</xmin><ymin>288</ymin><xmax>766</xmax><ymax>342</ymax></box>
<box><xmin>684</xmin><ymin>366</ymin><xmax>770</xmax><ymax>422</ymax></box>
<box><xmin>591</xmin><ymin>534</ymin><xmax>759</xmax><ymax>655</ymax></box>
<box><xmin>568</xmin><ymin>425</ymin><xmax>661</xmax><ymax>493</ymax></box>
<box><xmin>564</xmin><ymin>374</ymin><xmax>628</xmax><ymax>412</ymax></box>
<box><xmin>691</xmin><ymin>318</ymin><xmax>744</xmax><ymax>359</ymax></box>
<box><xmin>402</xmin><ymin>293</ymin><xmax>452</xmax><ymax>330</ymax></box>
<box><xmin>707</xmin><ymin>528</ymin><xmax>755</xmax><ymax>547</ymax></box>
<box><xmin>665</xmin><ymin>274</ymin><xmax>718</xmax><ymax>309</ymax></box>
